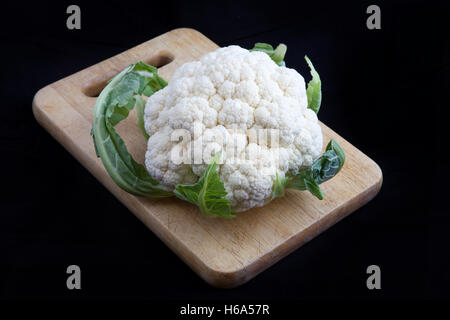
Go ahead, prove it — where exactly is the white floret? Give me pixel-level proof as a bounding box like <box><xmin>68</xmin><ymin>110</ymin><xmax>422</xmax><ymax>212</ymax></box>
<box><xmin>144</xmin><ymin>45</ymin><xmax>323</xmax><ymax>212</ymax></box>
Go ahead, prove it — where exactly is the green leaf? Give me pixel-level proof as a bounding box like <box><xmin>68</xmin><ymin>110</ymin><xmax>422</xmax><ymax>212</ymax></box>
<box><xmin>304</xmin><ymin>55</ymin><xmax>322</xmax><ymax>114</ymax></box>
<box><xmin>251</xmin><ymin>43</ymin><xmax>274</xmax><ymax>53</ymax></box>
<box><xmin>173</xmin><ymin>152</ymin><xmax>235</xmax><ymax>218</ymax></box>
<box><xmin>250</xmin><ymin>43</ymin><xmax>287</xmax><ymax>66</ymax></box>
<box><xmin>92</xmin><ymin>62</ymin><xmax>172</xmax><ymax>198</ymax></box>
<box><xmin>287</xmin><ymin>139</ymin><xmax>345</xmax><ymax>200</ymax></box>
<box><xmin>135</xmin><ymin>95</ymin><xmax>149</xmax><ymax>140</ymax></box>
<box><xmin>326</xmin><ymin>139</ymin><xmax>345</xmax><ymax>172</ymax></box>
<box><xmin>267</xmin><ymin>172</ymin><xmax>289</xmax><ymax>203</ymax></box>
<box><xmin>303</xmin><ymin>173</ymin><xmax>324</xmax><ymax>200</ymax></box>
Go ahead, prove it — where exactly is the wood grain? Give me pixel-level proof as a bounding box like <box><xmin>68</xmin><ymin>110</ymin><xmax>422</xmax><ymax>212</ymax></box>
<box><xmin>32</xmin><ymin>28</ymin><xmax>382</xmax><ymax>288</ymax></box>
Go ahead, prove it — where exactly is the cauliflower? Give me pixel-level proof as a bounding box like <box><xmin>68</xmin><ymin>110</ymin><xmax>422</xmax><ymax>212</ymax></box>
<box><xmin>92</xmin><ymin>43</ymin><xmax>345</xmax><ymax>218</ymax></box>
<box><xmin>143</xmin><ymin>46</ymin><xmax>322</xmax><ymax>212</ymax></box>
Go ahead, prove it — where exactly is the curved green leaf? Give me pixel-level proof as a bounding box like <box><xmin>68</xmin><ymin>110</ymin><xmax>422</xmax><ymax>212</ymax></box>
<box><xmin>92</xmin><ymin>62</ymin><xmax>172</xmax><ymax>198</ymax></box>
<box><xmin>304</xmin><ymin>55</ymin><xmax>322</xmax><ymax>114</ymax></box>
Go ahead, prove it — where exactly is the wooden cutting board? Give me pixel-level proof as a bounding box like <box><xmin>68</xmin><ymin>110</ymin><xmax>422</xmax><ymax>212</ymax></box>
<box><xmin>32</xmin><ymin>28</ymin><xmax>382</xmax><ymax>288</ymax></box>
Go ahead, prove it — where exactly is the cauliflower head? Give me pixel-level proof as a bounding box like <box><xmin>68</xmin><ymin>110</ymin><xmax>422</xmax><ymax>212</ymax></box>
<box><xmin>144</xmin><ymin>45</ymin><xmax>323</xmax><ymax>212</ymax></box>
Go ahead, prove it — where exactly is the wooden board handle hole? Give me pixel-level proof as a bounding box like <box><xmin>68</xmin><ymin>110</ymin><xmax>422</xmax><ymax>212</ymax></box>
<box><xmin>82</xmin><ymin>51</ymin><xmax>174</xmax><ymax>97</ymax></box>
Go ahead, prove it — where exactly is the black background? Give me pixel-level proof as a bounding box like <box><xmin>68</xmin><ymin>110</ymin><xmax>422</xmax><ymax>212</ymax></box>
<box><xmin>0</xmin><ymin>0</ymin><xmax>448</xmax><ymax>303</ymax></box>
